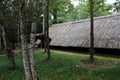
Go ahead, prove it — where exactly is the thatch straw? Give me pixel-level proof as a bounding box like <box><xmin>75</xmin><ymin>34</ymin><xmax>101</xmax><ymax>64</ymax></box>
<box><xmin>49</xmin><ymin>14</ymin><xmax>120</xmax><ymax>49</ymax></box>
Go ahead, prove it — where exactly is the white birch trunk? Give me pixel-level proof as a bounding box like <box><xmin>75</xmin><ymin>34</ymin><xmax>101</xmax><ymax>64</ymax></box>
<box><xmin>30</xmin><ymin>23</ymin><xmax>37</xmax><ymax>80</ymax></box>
<box><xmin>20</xmin><ymin>0</ymin><xmax>32</xmax><ymax>80</ymax></box>
<box><xmin>29</xmin><ymin>0</ymin><xmax>38</xmax><ymax>79</ymax></box>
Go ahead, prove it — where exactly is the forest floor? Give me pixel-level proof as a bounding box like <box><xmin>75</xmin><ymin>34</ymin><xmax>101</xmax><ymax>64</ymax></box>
<box><xmin>0</xmin><ymin>50</ymin><xmax>120</xmax><ymax>80</ymax></box>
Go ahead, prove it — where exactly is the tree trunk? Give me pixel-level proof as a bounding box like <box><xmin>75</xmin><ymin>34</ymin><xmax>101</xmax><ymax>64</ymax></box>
<box><xmin>43</xmin><ymin>1</ymin><xmax>47</xmax><ymax>52</ymax></box>
<box><xmin>43</xmin><ymin>16</ymin><xmax>45</xmax><ymax>33</ymax></box>
<box><xmin>6</xmin><ymin>49</ymin><xmax>16</xmax><ymax>69</ymax></box>
<box><xmin>0</xmin><ymin>31</ymin><xmax>1</xmax><ymax>49</ymax></box>
<box><xmin>44</xmin><ymin>26</ymin><xmax>47</xmax><ymax>52</ymax></box>
<box><xmin>44</xmin><ymin>30</ymin><xmax>47</xmax><ymax>52</ymax></box>
<box><xmin>18</xmin><ymin>17</ymin><xmax>20</xmax><ymax>44</ymax></box>
<box><xmin>1</xmin><ymin>26</ymin><xmax>7</xmax><ymax>49</ymax></box>
<box><xmin>53</xmin><ymin>12</ymin><xmax>57</xmax><ymax>24</ymax></box>
<box><xmin>89</xmin><ymin>0</ymin><xmax>94</xmax><ymax>62</ymax></box>
<box><xmin>41</xmin><ymin>14</ymin><xmax>47</xmax><ymax>52</ymax></box>
<box><xmin>43</xmin><ymin>15</ymin><xmax>47</xmax><ymax>52</ymax></box>
<box><xmin>44</xmin><ymin>0</ymin><xmax>51</xmax><ymax>60</ymax></box>
<box><xmin>0</xmin><ymin>25</ymin><xmax>16</xmax><ymax>68</ymax></box>
<box><xmin>19</xmin><ymin>0</ymin><xmax>32</xmax><ymax>80</ymax></box>
<box><xmin>0</xmin><ymin>2</ymin><xmax>16</xmax><ymax>68</ymax></box>
<box><xmin>29</xmin><ymin>0</ymin><xmax>38</xmax><ymax>79</ymax></box>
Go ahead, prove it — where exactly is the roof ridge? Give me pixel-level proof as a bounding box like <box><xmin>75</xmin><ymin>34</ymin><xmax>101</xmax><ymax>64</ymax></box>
<box><xmin>72</xmin><ymin>13</ymin><xmax>120</xmax><ymax>24</ymax></box>
<box><xmin>51</xmin><ymin>13</ymin><xmax>120</xmax><ymax>26</ymax></box>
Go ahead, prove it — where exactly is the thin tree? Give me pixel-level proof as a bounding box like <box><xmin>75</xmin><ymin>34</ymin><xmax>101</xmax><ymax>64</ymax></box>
<box><xmin>29</xmin><ymin>0</ymin><xmax>38</xmax><ymax>79</ymax></box>
<box><xmin>0</xmin><ymin>25</ymin><xmax>16</xmax><ymax>68</ymax></box>
<box><xmin>0</xmin><ymin>2</ymin><xmax>16</xmax><ymax>68</ymax></box>
<box><xmin>43</xmin><ymin>0</ymin><xmax>47</xmax><ymax>52</ymax></box>
<box><xmin>0</xmin><ymin>29</ymin><xmax>1</xmax><ymax>49</ymax></box>
<box><xmin>19</xmin><ymin>0</ymin><xmax>32</xmax><ymax>79</ymax></box>
<box><xmin>42</xmin><ymin>0</ymin><xmax>46</xmax><ymax>50</ymax></box>
<box><xmin>18</xmin><ymin>15</ymin><xmax>20</xmax><ymax>44</ymax></box>
<box><xmin>44</xmin><ymin>0</ymin><xmax>51</xmax><ymax>59</ymax></box>
<box><xmin>89</xmin><ymin>0</ymin><xmax>94</xmax><ymax>62</ymax></box>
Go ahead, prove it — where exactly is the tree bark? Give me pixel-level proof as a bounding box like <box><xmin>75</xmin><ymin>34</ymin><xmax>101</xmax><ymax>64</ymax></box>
<box><xmin>0</xmin><ymin>1</ymin><xmax>16</xmax><ymax>68</ymax></box>
<box><xmin>19</xmin><ymin>0</ymin><xmax>32</xmax><ymax>80</ymax></box>
<box><xmin>0</xmin><ymin>30</ymin><xmax>1</xmax><ymax>49</ymax></box>
<box><xmin>44</xmin><ymin>30</ymin><xmax>47</xmax><ymax>52</ymax></box>
<box><xmin>18</xmin><ymin>16</ymin><xmax>20</xmax><ymax>44</ymax></box>
<box><xmin>43</xmin><ymin>16</ymin><xmax>45</xmax><ymax>33</ymax></box>
<box><xmin>43</xmin><ymin>0</ymin><xmax>47</xmax><ymax>52</ymax></box>
<box><xmin>29</xmin><ymin>0</ymin><xmax>38</xmax><ymax>79</ymax></box>
<box><xmin>53</xmin><ymin>11</ymin><xmax>57</xmax><ymax>24</ymax></box>
<box><xmin>89</xmin><ymin>0</ymin><xmax>94</xmax><ymax>62</ymax></box>
<box><xmin>44</xmin><ymin>0</ymin><xmax>51</xmax><ymax>60</ymax></box>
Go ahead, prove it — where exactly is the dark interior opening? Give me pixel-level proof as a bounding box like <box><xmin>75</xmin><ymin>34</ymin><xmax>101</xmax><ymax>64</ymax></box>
<box><xmin>50</xmin><ymin>46</ymin><xmax>120</xmax><ymax>55</ymax></box>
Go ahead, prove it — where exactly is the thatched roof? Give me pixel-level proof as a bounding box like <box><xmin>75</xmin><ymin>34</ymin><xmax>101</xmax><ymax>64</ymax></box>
<box><xmin>49</xmin><ymin>14</ymin><xmax>120</xmax><ymax>49</ymax></box>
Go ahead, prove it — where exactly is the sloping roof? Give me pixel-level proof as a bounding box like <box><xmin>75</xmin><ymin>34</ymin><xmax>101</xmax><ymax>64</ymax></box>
<box><xmin>49</xmin><ymin>14</ymin><xmax>120</xmax><ymax>49</ymax></box>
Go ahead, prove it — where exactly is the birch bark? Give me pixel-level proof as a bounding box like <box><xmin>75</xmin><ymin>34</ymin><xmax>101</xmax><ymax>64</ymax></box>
<box><xmin>29</xmin><ymin>0</ymin><xmax>38</xmax><ymax>79</ymax></box>
<box><xmin>19</xmin><ymin>0</ymin><xmax>32</xmax><ymax>79</ymax></box>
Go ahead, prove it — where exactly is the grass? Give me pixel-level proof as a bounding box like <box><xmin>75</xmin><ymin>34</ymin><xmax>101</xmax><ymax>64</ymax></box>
<box><xmin>0</xmin><ymin>50</ymin><xmax>120</xmax><ymax>80</ymax></box>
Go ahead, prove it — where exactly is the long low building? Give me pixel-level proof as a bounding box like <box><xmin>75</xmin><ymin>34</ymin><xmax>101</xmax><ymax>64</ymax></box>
<box><xmin>49</xmin><ymin>14</ymin><xmax>120</xmax><ymax>49</ymax></box>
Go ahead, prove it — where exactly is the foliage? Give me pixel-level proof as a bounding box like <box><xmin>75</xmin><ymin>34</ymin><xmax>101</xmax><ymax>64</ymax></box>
<box><xmin>49</xmin><ymin>0</ymin><xmax>74</xmax><ymax>24</ymax></box>
<box><xmin>72</xmin><ymin>0</ymin><xmax>112</xmax><ymax>20</ymax></box>
<box><xmin>0</xmin><ymin>0</ymin><xmax>19</xmax><ymax>45</ymax></box>
<box><xmin>0</xmin><ymin>50</ymin><xmax>120</xmax><ymax>80</ymax></box>
<box><xmin>113</xmin><ymin>0</ymin><xmax>120</xmax><ymax>12</ymax></box>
